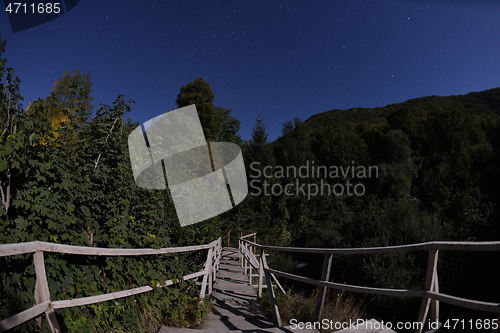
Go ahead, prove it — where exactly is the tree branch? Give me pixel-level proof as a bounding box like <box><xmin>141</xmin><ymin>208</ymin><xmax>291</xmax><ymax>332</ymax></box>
<box><xmin>94</xmin><ymin>117</ymin><xmax>120</xmax><ymax>169</ymax></box>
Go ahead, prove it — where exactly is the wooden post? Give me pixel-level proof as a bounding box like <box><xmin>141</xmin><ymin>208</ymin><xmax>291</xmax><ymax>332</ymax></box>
<box><xmin>244</xmin><ymin>247</ymin><xmax>249</xmax><ymax>275</ymax></box>
<box><xmin>239</xmin><ymin>239</ymin><xmax>243</xmax><ymax>265</ymax></box>
<box><xmin>208</xmin><ymin>252</ymin><xmax>213</xmax><ymax>296</ymax></box>
<box><xmin>217</xmin><ymin>240</ymin><xmax>222</xmax><ymax>272</ymax></box>
<box><xmin>430</xmin><ymin>269</ymin><xmax>439</xmax><ymax>323</ymax></box>
<box><xmin>260</xmin><ymin>248</ymin><xmax>282</xmax><ymax>327</ymax></box>
<box><xmin>249</xmin><ymin>260</ymin><xmax>253</xmax><ymax>286</ymax></box>
<box><xmin>415</xmin><ymin>249</ymin><xmax>439</xmax><ymax>333</ymax></box>
<box><xmin>253</xmin><ymin>234</ymin><xmax>256</xmax><ymax>255</ymax></box>
<box><xmin>211</xmin><ymin>243</ymin><xmax>217</xmax><ymax>292</ymax></box>
<box><xmin>33</xmin><ymin>251</ymin><xmax>61</xmax><ymax>333</ymax></box>
<box><xmin>199</xmin><ymin>247</ymin><xmax>213</xmax><ymax>302</ymax></box>
<box><xmin>34</xmin><ymin>277</ymin><xmax>42</xmax><ymax>327</ymax></box>
<box><xmin>313</xmin><ymin>253</ymin><xmax>333</xmax><ymax>322</ymax></box>
<box><xmin>258</xmin><ymin>252</ymin><xmax>264</xmax><ymax>297</ymax></box>
<box><xmin>227</xmin><ymin>230</ymin><xmax>230</xmax><ymax>247</ymax></box>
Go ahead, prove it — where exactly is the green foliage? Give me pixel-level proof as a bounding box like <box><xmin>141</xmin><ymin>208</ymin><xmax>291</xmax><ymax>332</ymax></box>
<box><xmin>44</xmin><ymin>68</ymin><xmax>94</xmax><ymax>127</ymax></box>
<box><xmin>2</xmin><ymin>28</ymin><xmax>500</xmax><ymax>330</ymax></box>
<box><xmin>0</xmin><ymin>38</ymin><xmax>222</xmax><ymax>332</ymax></box>
<box><xmin>236</xmin><ymin>84</ymin><xmax>500</xmax><ymax>323</ymax></box>
<box><xmin>175</xmin><ymin>77</ymin><xmax>219</xmax><ymax>141</ymax></box>
<box><xmin>281</xmin><ymin>119</ymin><xmax>294</xmax><ymax>137</ymax></box>
<box><xmin>214</xmin><ymin>106</ymin><xmax>242</xmax><ymax>145</ymax></box>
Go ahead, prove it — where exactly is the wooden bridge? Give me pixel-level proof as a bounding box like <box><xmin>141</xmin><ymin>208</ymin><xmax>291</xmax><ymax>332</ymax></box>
<box><xmin>1</xmin><ymin>230</ymin><xmax>500</xmax><ymax>332</ymax></box>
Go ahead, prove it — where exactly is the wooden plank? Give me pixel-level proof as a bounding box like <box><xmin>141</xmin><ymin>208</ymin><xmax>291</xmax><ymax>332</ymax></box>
<box><xmin>0</xmin><ymin>237</ymin><xmax>222</xmax><ymax>258</ymax></box>
<box><xmin>244</xmin><ymin>254</ymin><xmax>259</xmax><ymax>269</ymax></box>
<box><xmin>415</xmin><ymin>249</ymin><xmax>439</xmax><ymax>333</ymax></box>
<box><xmin>243</xmin><ymin>248</ymin><xmax>260</xmax><ymax>269</ymax></box>
<box><xmin>240</xmin><ymin>232</ymin><xmax>257</xmax><ymax>239</ymax></box>
<box><xmin>241</xmin><ymin>239</ymin><xmax>431</xmax><ymax>254</ymax></box>
<box><xmin>426</xmin><ymin>291</ymin><xmax>500</xmax><ymax>313</ymax></box>
<box><xmin>249</xmin><ymin>263</ymin><xmax>253</xmax><ymax>286</ymax></box>
<box><xmin>251</xmin><ymin>284</ymin><xmax>267</xmax><ymax>288</ymax></box>
<box><xmin>213</xmin><ymin>242</ymin><xmax>220</xmax><ymax>284</ymax></box>
<box><xmin>199</xmin><ymin>247</ymin><xmax>213</xmax><ymax>300</ymax></box>
<box><xmin>33</xmin><ymin>251</ymin><xmax>51</xmax><ymax>302</ymax></box>
<box><xmin>242</xmin><ymin>246</ymin><xmax>257</xmax><ymax>268</ymax></box>
<box><xmin>52</xmin><ymin>286</ymin><xmax>152</xmax><ymax>309</ymax></box>
<box><xmin>239</xmin><ymin>239</ymin><xmax>500</xmax><ymax>255</ymax></box>
<box><xmin>38</xmin><ymin>239</ymin><xmax>219</xmax><ymax>256</ymax></box>
<box><xmin>313</xmin><ymin>253</ymin><xmax>332</xmax><ymax>322</ymax></box>
<box><xmin>53</xmin><ymin>269</ymin><xmax>204</xmax><ymax>309</ymax></box>
<box><xmin>266</xmin><ymin>267</ymin><xmax>426</xmax><ymax>298</ymax></box>
<box><xmin>271</xmin><ymin>273</ymin><xmax>286</xmax><ymax>295</ymax></box>
<box><xmin>0</xmin><ymin>241</ymin><xmax>40</xmax><ymax>257</ymax></box>
<box><xmin>430</xmin><ymin>241</ymin><xmax>500</xmax><ymax>252</ymax></box>
<box><xmin>258</xmin><ymin>251</ymin><xmax>264</xmax><ymax>297</ymax></box>
<box><xmin>0</xmin><ymin>300</ymin><xmax>51</xmax><ymax>332</ymax></box>
<box><xmin>3</xmin><ymin>237</ymin><xmax>499</xmax><ymax>258</ymax></box>
<box><xmin>34</xmin><ymin>274</ymin><xmax>42</xmax><ymax>327</ymax></box>
<box><xmin>33</xmin><ymin>251</ymin><xmax>61</xmax><ymax>333</ymax></box>
<box><xmin>1</xmin><ymin>239</ymin><xmax>219</xmax><ymax>331</ymax></box>
<box><xmin>240</xmin><ymin>240</ymin><xmax>244</xmax><ymax>267</ymax></box>
<box><xmin>261</xmin><ymin>249</ymin><xmax>282</xmax><ymax>327</ymax></box>
<box><xmin>208</xmin><ymin>249</ymin><xmax>213</xmax><ymax>296</ymax></box>
<box><xmin>244</xmin><ymin>251</ymin><xmax>249</xmax><ymax>274</ymax></box>
<box><xmin>431</xmin><ymin>269</ymin><xmax>439</xmax><ymax>322</ymax></box>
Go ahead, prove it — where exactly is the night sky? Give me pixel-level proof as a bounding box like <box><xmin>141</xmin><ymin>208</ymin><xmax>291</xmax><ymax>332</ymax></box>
<box><xmin>1</xmin><ymin>0</ymin><xmax>499</xmax><ymax>142</ymax></box>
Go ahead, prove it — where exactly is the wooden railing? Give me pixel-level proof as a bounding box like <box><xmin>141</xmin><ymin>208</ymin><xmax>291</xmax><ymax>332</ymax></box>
<box><xmin>221</xmin><ymin>228</ymin><xmax>256</xmax><ymax>248</ymax></box>
<box><xmin>0</xmin><ymin>237</ymin><xmax>222</xmax><ymax>333</ymax></box>
<box><xmin>238</xmin><ymin>234</ymin><xmax>500</xmax><ymax>333</ymax></box>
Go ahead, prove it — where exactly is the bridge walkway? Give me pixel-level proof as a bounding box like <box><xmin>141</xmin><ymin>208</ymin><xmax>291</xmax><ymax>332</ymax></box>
<box><xmin>160</xmin><ymin>247</ymin><xmax>394</xmax><ymax>332</ymax></box>
<box><xmin>159</xmin><ymin>247</ymin><xmax>317</xmax><ymax>332</ymax></box>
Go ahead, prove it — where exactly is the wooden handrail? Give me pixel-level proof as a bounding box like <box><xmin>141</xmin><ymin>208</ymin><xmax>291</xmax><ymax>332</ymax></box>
<box><xmin>238</xmin><ymin>236</ymin><xmax>500</xmax><ymax>333</ymax></box>
<box><xmin>0</xmin><ymin>237</ymin><xmax>222</xmax><ymax>333</ymax></box>
<box><xmin>0</xmin><ymin>238</ymin><xmax>220</xmax><ymax>257</ymax></box>
<box><xmin>240</xmin><ymin>232</ymin><xmax>257</xmax><ymax>239</ymax></box>
<box><xmin>223</xmin><ymin>229</ymin><xmax>257</xmax><ymax>247</ymax></box>
<box><xmin>239</xmin><ymin>239</ymin><xmax>500</xmax><ymax>254</ymax></box>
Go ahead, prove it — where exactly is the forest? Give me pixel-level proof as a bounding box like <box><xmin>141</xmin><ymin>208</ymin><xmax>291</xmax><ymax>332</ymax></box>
<box><xmin>1</xmin><ymin>33</ymin><xmax>500</xmax><ymax>332</ymax></box>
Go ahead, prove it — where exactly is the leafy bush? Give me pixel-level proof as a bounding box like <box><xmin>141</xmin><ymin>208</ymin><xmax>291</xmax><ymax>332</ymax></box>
<box><xmin>0</xmin><ymin>37</ymin><xmax>220</xmax><ymax>332</ymax></box>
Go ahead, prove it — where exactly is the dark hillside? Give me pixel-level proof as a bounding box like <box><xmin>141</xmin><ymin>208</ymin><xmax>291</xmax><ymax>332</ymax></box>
<box><xmin>298</xmin><ymin>87</ymin><xmax>500</xmax><ymax>136</ymax></box>
<box><xmin>237</xmin><ymin>86</ymin><xmax>500</xmax><ymax>332</ymax></box>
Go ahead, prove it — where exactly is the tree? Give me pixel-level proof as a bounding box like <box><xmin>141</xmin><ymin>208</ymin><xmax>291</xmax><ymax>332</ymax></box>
<box><xmin>45</xmin><ymin>68</ymin><xmax>94</xmax><ymax>128</ymax></box>
<box><xmin>293</xmin><ymin>117</ymin><xmax>303</xmax><ymax>128</ymax></box>
<box><xmin>175</xmin><ymin>77</ymin><xmax>220</xmax><ymax>141</ymax></box>
<box><xmin>0</xmin><ymin>36</ymin><xmax>24</xmax><ymax>216</ymax></box>
<box><xmin>250</xmin><ymin>115</ymin><xmax>269</xmax><ymax>151</ymax></box>
<box><xmin>281</xmin><ymin>119</ymin><xmax>293</xmax><ymax>136</ymax></box>
<box><xmin>214</xmin><ymin>106</ymin><xmax>242</xmax><ymax>145</ymax></box>
<box><xmin>377</xmin><ymin>129</ymin><xmax>417</xmax><ymax>199</ymax></box>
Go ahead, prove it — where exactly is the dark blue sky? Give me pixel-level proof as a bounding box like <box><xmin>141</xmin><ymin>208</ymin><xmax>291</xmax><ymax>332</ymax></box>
<box><xmin>1</xmin><ymin>0</ymin><xmax>499</xmax><ymax>141</ymax></box>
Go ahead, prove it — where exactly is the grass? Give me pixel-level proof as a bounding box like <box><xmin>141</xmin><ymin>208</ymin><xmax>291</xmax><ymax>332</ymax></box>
<box><xmin>258</xmin><ymin>285</ymin><xmax>367</xmax><ymax>333</ymax></box>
